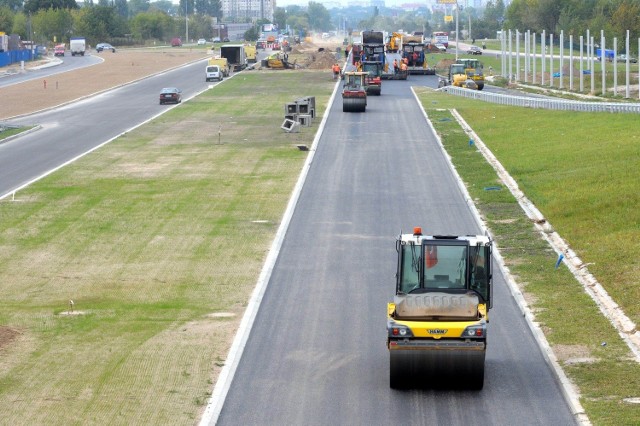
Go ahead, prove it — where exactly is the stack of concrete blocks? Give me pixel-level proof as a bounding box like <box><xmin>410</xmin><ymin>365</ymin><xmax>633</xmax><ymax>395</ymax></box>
<box><xmin>282</xmin><ymin>97</ymin><xmax>316</xmax><ymax>130</ymax></box>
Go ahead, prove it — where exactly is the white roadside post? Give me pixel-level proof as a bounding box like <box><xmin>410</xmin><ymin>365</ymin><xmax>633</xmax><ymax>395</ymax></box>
<box><xmin>601</xmin><ymin>30</ymin><xmax>605</xmax><ymax>95</ymax></box>
<box><xmin>508</xmin><ymin>29</ymin><xmax>512</xmax><ymax>81</ymax></box>
<box><xmin>590</xmin><ymin>36</ymin><xmax>595</xmax><ymax>94</ymax></box>
<box><xmin>613</xmin><ymin>37</ymin><xmax>617</xmax><ymax>97</ymax></box>
<box><xmin>549</xmin><ymin>33</ymin><xmax>553</xmax><ymax>87</ymax></box>
<box><xmin>625</xmin><ymin>31</ymin><xmax>630</xmax><ymax>98</ymax></box>
<box><xmin>524</xmin><ymin>30</ymin><xmax>528</xmax><ymax>83</ymax></box>
<box><xmin>559</xmin><ymin>31</ymin><xmax>564</xmax><ymax>90</ymax></box>
<box><xmin>516</xmin><ymin>30</ymin><xmax>520</xmax><ymax>82</ymax></box>
<box><xmin>541</xmin><ymin>31</ymin><xmax>546</xmax><ymax>86</ymax></box>
<box><xmin>532</xmin><ymin>32</ymin><xmax>536</xmax><ymax>85</ymax></box>
<box><xmin>569</xmin><ymin>34</ymin><xmax>573</xmax><ymax>91</ymax></box>
<box><xmin>579</xmin><ymin>35</ymin><xmax>584</xmax><ymax>93</ymax></box>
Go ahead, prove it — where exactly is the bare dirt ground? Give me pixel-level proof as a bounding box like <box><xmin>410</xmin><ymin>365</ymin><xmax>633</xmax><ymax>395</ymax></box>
<box><xmin>1</xmin><ymin>41</ymin><xmax>343</xmax><ymax>121</ymax></box>
<box><xmin>0</xmin><ymin>48</ymin><xmax>210</xmax><ymax>120</ymax></box>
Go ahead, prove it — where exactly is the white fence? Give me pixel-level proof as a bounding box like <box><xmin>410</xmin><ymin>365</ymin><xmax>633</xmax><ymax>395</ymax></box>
<box><xmin>440</xmin><ymin>86</ymin><xmax>640</xmax><ymax>113</ymax></box>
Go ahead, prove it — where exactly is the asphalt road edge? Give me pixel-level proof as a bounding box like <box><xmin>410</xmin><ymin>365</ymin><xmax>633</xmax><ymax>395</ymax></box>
<box><xmin>198</xmin><ymin>75</ymin><xmax>343</xmax><ymax>426</ymax></box>
<box><xmin>411</xmin><ymin>87</ymin><xmax>591</xmax><ymax>426</ymax></box>
<box><xmin>2</xmin><ymin>54</ymin><xmax>209</xmax><ymax>121</ymax></box>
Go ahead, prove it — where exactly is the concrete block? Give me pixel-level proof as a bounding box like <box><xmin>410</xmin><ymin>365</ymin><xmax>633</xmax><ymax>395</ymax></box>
<box><xmin>281</xmin><ymin>119</ymin><xmax>300</xmax><ymax>133</ymax></box>
<box><xmin>297</xmin><ymin>114</ymin><xmax>312</xmax><ymax>127</ymax></box>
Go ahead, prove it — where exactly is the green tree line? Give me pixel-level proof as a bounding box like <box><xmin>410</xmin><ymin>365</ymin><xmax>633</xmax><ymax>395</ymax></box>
<box><xmin>1</xmin><ymin>0</ymin><xmax>637</xmax><ymax>52</ymax></box>
<box><xmin>0</xmin><ymin>0</ymin><xmax>221</xmax><ymax>46</ymax></box>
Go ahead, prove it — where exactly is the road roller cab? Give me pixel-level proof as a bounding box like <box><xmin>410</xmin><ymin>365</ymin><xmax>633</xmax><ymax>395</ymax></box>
<box><xmin>387</xmin><ymin>227</ymin><xmax>493</xmax><ymax>389</ymax></box>
<box><xmin>342</xmin><ymin>72</ymin><xmax>368</xmax><ymax>112</ymax></box>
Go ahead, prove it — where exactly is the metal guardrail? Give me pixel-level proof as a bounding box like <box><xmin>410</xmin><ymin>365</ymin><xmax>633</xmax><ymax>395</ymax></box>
<box><xmin>440</xmin><ymin>85</ymin><xmax>640</xmax><ymax>113</ymax></box>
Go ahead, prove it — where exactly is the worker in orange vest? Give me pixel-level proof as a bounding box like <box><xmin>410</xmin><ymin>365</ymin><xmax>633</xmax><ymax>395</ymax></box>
<box><xmin>332</xmin><ymin>63</ymin><xmax>341</xmax><ymax>79</ymax></box>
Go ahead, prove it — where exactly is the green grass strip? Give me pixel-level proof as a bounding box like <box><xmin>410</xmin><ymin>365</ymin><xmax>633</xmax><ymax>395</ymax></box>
<box><xmin>417</xmin><ymin>87</ymin><xmax>640</xmax><ymax>425</ymax></box>
<box><xmin>0</xmin><ymin>70</ymin><xmax>335</xmax><ymax>424</ymax></box>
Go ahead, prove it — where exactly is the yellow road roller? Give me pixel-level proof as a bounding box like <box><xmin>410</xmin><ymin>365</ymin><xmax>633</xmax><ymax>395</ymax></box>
<box><xmin>387</xmin><ymin>227</ymin><xmax>493</xmax><ymax>390</ymax></box>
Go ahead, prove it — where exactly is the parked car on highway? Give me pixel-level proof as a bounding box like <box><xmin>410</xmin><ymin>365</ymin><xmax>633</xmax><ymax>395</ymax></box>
<box><xmin>205</xmin><ymin>65</ymin><xmax>223</xmax><ymax>82</ymax></box>
<box><xmin>434</xmin><ymin>43</ymin><xmax>447</xmax><ymax>52</ymax></box>
<box><xmin>617</xmin><ymin>54</ymin><xmax>638</xmax><ymax>63</ymax></box>
<box><xmin>197</xmin><ymin>38</ymin><xmax>207</xmax><ymax>45</ymax></box>
<box><xmin>96</xmin><ymin>43</ymin><xmax>116</xmax><ymax>53</ymax></box>
<box><xmin>212</xmin><ymin>37</ymin><xmax>221</xmax><ymax>42</ymax></box>
<box><xmin>171</xmin><ymin>37</ymin><xmax>182</xmax><ymax>47</ymax></box>
<box><xmin>467</xmin><ymin>46</ymin><xmax>482</xmax><ymax>55</ymax></box>
<box><xmin>54</xmin><ymin>44</ymin><xmax>65</xmax><ymax>56</ymax></box>
<box><xmin>159</xmin><ymin>87</ymin><xmax>182</xmax><ymax>105</ymax></box>
<box><xmin>222</xmin><ymin>37</ymin><xmax>230</xmax><ymax>42</ymax></box>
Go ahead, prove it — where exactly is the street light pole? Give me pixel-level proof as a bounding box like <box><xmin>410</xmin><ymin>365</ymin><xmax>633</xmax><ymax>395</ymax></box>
<box><xmin>455</xmin><ymin>3</ymin><xmax>459</xmax><ymax>61</ymax></box>
<box><xmin>185</xmin><ymin>0</ymin><xmax>189</xmax><ymax>44</ymax></box>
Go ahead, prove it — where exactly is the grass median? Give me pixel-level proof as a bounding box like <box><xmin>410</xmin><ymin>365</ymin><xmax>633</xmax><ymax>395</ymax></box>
<box><xmin>416</xmin><ymin>87</ymin><xmax>640</xmax><ymax>425</ymax></box>
<box><xmin>0</xmin><ymin>70</ymin><xmax>335</xmax><ymax>424</ymax></box>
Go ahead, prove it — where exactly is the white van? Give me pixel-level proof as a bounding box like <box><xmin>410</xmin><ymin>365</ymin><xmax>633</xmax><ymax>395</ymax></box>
<box><xmin>205</xmin><ymin>65</ymin><xmax>223</xmax><ymax>82</ymax></box>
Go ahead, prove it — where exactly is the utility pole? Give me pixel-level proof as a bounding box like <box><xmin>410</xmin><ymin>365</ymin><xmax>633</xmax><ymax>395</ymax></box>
<box><xmin>185</xmin><ymin>0</ymin><xmax>189</xmax><ymax>44</ymax></box>
<box><xmin>455</xmin><ymin>3</ymin><xmax>459</xmax><ymax>61</ymax></box>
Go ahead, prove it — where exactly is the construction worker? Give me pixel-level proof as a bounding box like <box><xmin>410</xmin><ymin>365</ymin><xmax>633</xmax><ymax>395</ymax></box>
<box><xmin>332</xmin><ymin>63</ymin><xmax>341</xmax><ymax>79</ymax></box>
<box><xmin>400</xmin><ymin>61</ymin><xmax>408</xmax><ymax>73</ymax></box>
<box><xmin>393</xmin><ymin>58</ymin><xmax>398</xmax><ymax>74</ymax></box>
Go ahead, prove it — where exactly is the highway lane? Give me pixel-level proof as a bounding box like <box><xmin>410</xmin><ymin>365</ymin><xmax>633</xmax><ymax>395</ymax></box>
<box><xmin>0</xmin><ymin>53</ymin><xmax>103</xmax><ymax>87</ymax></box>
<box><xmin>215</xmin><ymin>76</ymin><xmax>578</xmax><ymax>425</ymax></box>
<box><xmin>0</xmin><ymin>58</ymin><xmax>215</xmax><ymax>197</ymax></box>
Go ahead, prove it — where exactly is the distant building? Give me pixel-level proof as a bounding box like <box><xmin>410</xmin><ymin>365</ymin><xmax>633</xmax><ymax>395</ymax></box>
<box><xmin>222</xmin><ymin>0</ymin><xmax>274</xmax><ymax>21</ymax></box>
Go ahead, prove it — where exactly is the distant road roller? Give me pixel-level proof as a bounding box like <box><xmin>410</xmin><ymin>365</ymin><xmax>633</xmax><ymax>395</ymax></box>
<box><xmin>387</xmin><ymin>227</ymin><xmax>493</xmax><ymax>390</ymax></box>
<box><xmin>342</xmin><ymin>71</ymin><xmax>368</xmax><ymax>112</ymax></box>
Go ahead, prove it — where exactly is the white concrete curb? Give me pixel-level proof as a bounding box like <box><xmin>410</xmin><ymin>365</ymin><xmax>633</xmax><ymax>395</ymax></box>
<box><xmin>411</xmin><ymin>87</ymin><xmax>591</xmax><ymax>425</ymax></box>
<box><xmin>450</xmin><ymin>109</ymin><xmax>640</xmax><ymax>363</ymax></box>
<box><xmin>198</xmin><ymin>78</ymin><xmax>342</xmax><ymax>426</ymax></box>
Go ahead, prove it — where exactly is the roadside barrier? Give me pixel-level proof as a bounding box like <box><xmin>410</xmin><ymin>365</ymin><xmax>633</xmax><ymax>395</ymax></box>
<box><xmin>440</xmin><ymin>86</ymin><xmax>640</xmax><ymax>114</ymax></box>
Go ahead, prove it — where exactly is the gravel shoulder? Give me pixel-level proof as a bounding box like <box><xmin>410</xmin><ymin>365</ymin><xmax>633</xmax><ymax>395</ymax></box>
<box><xmin>1</xmin><ymin>48</ymin><xmax>209</xmax><ymax>120</ymax></box>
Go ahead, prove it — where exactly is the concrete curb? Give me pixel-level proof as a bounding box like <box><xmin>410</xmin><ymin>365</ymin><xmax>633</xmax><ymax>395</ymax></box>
<box><xmin>2</xmin><ymin>54</ymin><xmax>209</xmax><ymax>121</ymax></box>
<box><xmin>198</xmin><ymin>74</ymin><xmax>342</xmax><ymax>426</ymax></box>
<box><xmin>451</xmin><ymin>109</ymin><xmax>640</xmax><ymax>363</ymax></box>
<box><xmin>411</xmin><ymin>87</ymin><xmax>591</xmax><ymax>425</ymax></box>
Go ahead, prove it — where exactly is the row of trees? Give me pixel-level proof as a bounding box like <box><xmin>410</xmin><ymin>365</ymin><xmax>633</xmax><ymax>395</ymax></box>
<box><xmin>2</xmin><ymin>0</ymin><xmax>638</xmax><ymax>53</ymax></box>
<box><xmin>504</xmin><ymin>0</ymin><xmax>640</xmax><ymax>52</ymax></box>
<box><xmin>0</xmin><ymin>0</ymin><xmax>334</xmax><ymax>46</ymax></box>
<box><xmin>0</xmin><ymin>4</ymin><xmax>219</xmax><ymax>45</ymax></box>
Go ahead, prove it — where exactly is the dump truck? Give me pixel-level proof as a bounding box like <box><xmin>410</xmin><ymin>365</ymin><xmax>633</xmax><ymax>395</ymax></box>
<box><xmin>342</xmin><ymin>71</ymin><xmax>367</xmax><ymax>112</ymax></box>
<box><xmin>244</xmin><ymin>44</ymin><xmax>257</xmax><ymax>63</ymax></box>
<box><xmin>208</xmin><ymin>56</ymin><xmax>230</xmax><ymax>77</ymax></box>
<box><xmin>387</xmin><ymin>227</ymin><xmax>493</xmax><ymax>390</ymax></box>
<box><xmin>401</xmin><ymin>34</ymin><xmax>436</xmax><ymax>75</ymax></box>
<box><xmin>361</xmin><ymin>30</ymin><xmax>385</xmax><ymax>64</ymax></box>
<box><xmin>220</xmin><ymin>44</ymin><xmax>247</xmax><ymax>72</ymax></box>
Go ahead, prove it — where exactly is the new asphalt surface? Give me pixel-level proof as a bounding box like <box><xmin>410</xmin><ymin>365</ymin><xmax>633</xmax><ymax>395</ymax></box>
<box><xmin>214</xmin><ymin>76</ymin><xmax>578</xmax><ymax>425</ymax></box>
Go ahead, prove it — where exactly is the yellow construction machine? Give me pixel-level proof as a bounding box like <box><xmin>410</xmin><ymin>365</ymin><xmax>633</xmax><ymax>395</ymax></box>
<box><xmin>458</xmin><ymin>58</ymin><xmax>485</xmax><ymax>90</ymax></box>
<box><xmin>439</xmin><ymin>63</ymin><xmax>479</xmax><ymax>89</ymax></box>
<box><xmin>265</xmin><ymin>52</ymin><xmax>294</xmax><ymax>69</ymax></box>
<box><xmin>386</xmin><ymin>32</ymin><xmax>403</xmax><ymax>52</ymax></box>
<box><xmin>387</xmin><ymin>227</ymin><xmax>493</xmax><ymax>389</ymax></box>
